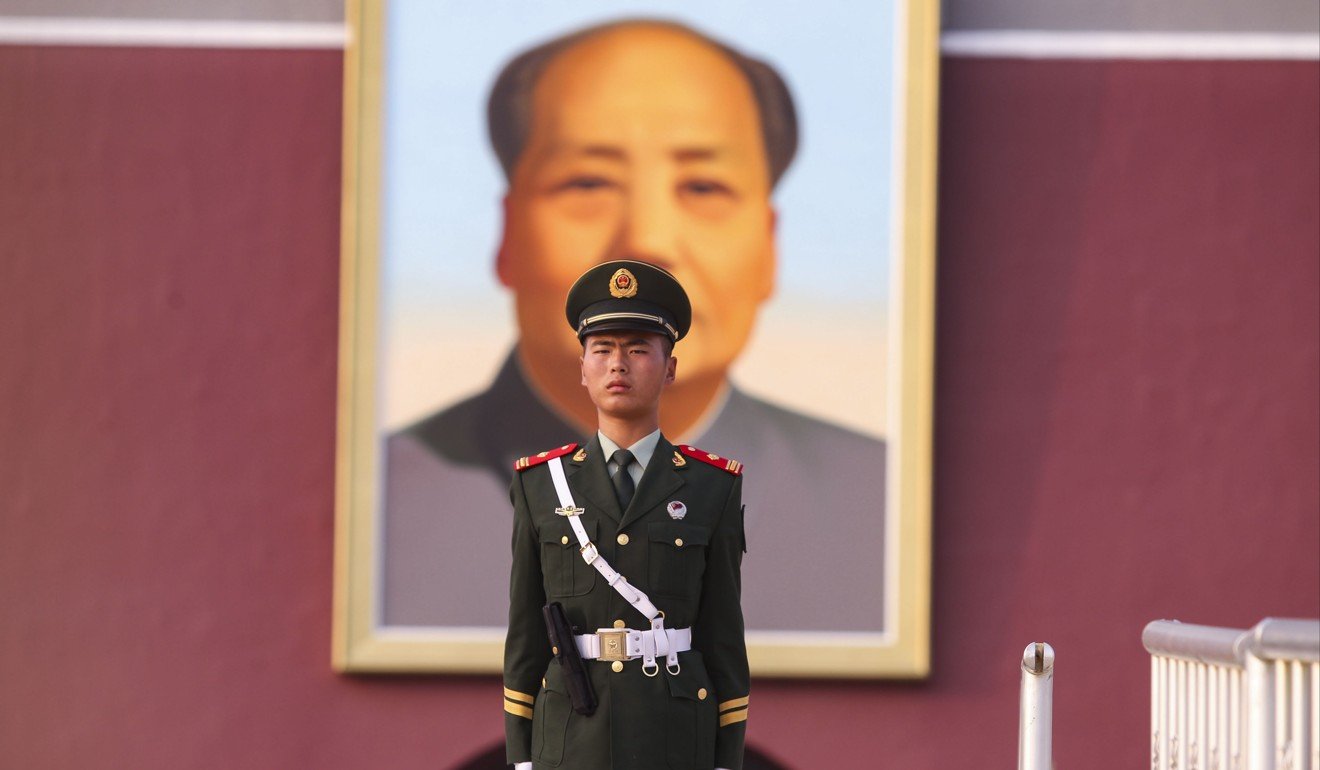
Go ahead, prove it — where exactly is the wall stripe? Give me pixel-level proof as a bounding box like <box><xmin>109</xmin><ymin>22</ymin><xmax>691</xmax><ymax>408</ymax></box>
<box><xmin>2</xmin><ymin>17</ymin><xmax>1317</xmax><ymax>60</ymax></box>
<box><xmin>942</xmin><ymin>30</ymin><xmax>1320</xmax><ymax>60</ymax></box>
<box><xmin>0</xmin><ymin>17</ymin><xmax>346</xmax><ymax>48</ymax></box>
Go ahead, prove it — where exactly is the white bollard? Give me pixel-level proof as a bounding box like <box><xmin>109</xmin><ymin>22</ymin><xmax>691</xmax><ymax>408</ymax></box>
<box><xmin>1019</xmin><ymin>641</ymin><xmax>1055</xmax><ymax>770</ymax></box>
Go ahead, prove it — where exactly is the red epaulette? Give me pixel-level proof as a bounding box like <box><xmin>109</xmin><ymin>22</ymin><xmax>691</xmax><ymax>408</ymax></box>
<box><xmin>513</xmin><ymin>443</ymin><xmax>579</xmax><ymax>471</ymax></box>
<box><xmin>676</xmin><ymin>444</ymin><xmax>744</xmax><ymax>476</ymax></box>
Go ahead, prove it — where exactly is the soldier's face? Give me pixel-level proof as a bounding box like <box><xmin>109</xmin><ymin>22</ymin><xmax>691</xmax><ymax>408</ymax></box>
<box><xmin>579</xmin><ymin>331</ymin><xmax>677</xmax><ymax>419</ymax></box>
<box><xmin>497</xmin><ymin>25</ymin><xmax>777</xmax><ymax>386</ymax></box>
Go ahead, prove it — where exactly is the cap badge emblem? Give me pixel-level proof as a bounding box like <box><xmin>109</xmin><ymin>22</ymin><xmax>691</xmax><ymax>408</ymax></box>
<box><xmin>609</xmin><ymin>268</ymin><xmax>639</xmax><ymax>299</ymax></box>
<box><xmin>667</xmin><ymin>501</ymin><xmax>687</xmax><ymax>520</ymax></box>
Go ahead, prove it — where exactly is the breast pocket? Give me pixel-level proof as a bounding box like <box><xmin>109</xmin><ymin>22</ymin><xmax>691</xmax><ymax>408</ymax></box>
<box><xmin>647</xmin><ymin>521</ymin><xmax>711</xmax><ymax>599</ymax></box>
<box><xmin>540</xmin><ymin>519</ymin><xmax>597</xmax><ymax>598</ymax></box>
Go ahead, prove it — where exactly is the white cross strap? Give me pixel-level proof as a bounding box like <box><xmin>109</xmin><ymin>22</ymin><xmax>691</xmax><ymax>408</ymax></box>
<box><xmin>547</xmin><ymin>457</ymin><xmax>677</xmax><ymax>673</ymax></box>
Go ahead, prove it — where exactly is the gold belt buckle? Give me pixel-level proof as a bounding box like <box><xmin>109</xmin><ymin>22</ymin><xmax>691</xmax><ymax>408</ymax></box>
<box><xmin>597</xmin><ymin>630</ymin><xmax>629</xmax><ymax>662</ymax></box>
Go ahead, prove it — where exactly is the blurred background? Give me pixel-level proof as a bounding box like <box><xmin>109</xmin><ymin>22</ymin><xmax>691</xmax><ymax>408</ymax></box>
<box><xmin>1</xmin><ymin>1</ymin><xmax>1316</xmax><ymax>767</ymax></box>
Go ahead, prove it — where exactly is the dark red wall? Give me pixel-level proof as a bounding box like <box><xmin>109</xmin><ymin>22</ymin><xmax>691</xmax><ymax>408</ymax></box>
<box><xmin>1</xmin><ymin>46</ymin><xmax>1315</xmax><ymax>769</ymax></box>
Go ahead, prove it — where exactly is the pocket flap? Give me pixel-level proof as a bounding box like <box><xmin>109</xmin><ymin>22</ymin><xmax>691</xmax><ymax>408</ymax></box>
<box><xmin>664</xmin><ymin>662</ymin><xmax>711</xmax><ymax>702</ymax></box>
<box><xmin>542</xmin><ymin>659</ymin><xmax>569</xmax><ymax>694</ymax></box>
<box><xmin>541</xmin><ymin>519</ymin><xmax>597</xmax><ymax>545</ymax></box>
<box><xmin>647</xmin><ymin>521</ymin><xmax>710</xmax><ymax>548</ymax></box>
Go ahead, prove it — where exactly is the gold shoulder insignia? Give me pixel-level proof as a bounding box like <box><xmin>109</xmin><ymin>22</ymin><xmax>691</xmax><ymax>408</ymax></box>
<box><xmin>676</xmin><ymin>444</ymin><xmax>743</xmax><ymax>476</ymax></box>
<box><xmin>513</xmin><ymin>443</ymin><xmax>579</xmax><ymax>472</ymax></box>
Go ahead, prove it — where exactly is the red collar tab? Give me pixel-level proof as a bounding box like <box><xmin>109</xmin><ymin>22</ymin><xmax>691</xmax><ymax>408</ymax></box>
<box><xmin>513</xmin><ymin>443</ymin><xmax>580</xmax><ymax>472</ymax></box>
<box><xmin>676</xmin><ymin>444</ymin><xmax>744</xmax><ymax>476</ymax></box>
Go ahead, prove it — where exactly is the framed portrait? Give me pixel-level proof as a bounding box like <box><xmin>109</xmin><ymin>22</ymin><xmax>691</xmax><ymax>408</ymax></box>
<box><xmin>335</xmin><ymin>0</ymin><xmax>938</xmax><ymax>678</ymax></box>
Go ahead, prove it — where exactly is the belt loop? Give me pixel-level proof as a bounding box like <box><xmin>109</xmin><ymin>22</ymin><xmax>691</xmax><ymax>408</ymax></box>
<box><xmin>650</xmin><ymin>616</ymin><xmax>669</xmax><ymax>659</ymax></box>
<box><xmin>641</xmin><ymin>630</ymin><xmax>659</xmax><ymax>677</ymax></box>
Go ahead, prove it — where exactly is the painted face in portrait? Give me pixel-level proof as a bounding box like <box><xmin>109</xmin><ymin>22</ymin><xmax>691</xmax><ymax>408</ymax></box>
<box><xmin>496</xmin><ymin>23</ymin><xmax>778</xmax><ymax>393</ymax></box>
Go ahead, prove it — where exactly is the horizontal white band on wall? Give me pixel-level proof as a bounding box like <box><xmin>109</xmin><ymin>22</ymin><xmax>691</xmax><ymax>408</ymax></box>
<box><xmin>0</xmin><ymin>17</ymin><xmax>347</xmax><ymax>49</ymax></box>
<box><xmin>942</xmin><ymin>30</ymin><xmax>1320</xmax><ymax>60</ymax></box>
<box><xmin>1</xmin><ymin>17</ymin><xmax>1317</xmax><ymax>60</ymax></box>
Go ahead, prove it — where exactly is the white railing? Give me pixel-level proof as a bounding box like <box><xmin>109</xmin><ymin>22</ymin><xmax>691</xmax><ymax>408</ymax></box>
<box><xmin>1019</xmin><ymin>641</ymin><xmax>1055</xmax><ymax>770</ymax></box>
<box><xmin>1144</xmin><ymin>618</ymin><xmax>1320</xmax><ymax>770</ymax></box>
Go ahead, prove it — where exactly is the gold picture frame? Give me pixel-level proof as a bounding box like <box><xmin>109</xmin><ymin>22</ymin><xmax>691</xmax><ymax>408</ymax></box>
<box><xmin>335</xmin><ymin>0</ymin><xmax>939</xmax><ymax>678</ymax></box>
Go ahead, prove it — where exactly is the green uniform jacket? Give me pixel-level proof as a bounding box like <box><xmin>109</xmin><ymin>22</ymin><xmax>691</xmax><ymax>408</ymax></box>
<box><xmin>503</xmin><ymin>434</ymin><xmax>749</xmax><ymax>770</ymax></box>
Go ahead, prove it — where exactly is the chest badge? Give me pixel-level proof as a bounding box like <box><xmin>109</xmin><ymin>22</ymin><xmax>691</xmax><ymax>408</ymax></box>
<box><xmin>666</xmin><ymin>501</ymin><xmax>687</xmax><ymax>520</ymax></box>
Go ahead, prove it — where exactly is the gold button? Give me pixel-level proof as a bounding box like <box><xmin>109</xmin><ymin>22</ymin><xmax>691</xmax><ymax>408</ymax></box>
<box><xmin>552</xmin><ymin>646</ymin><xmax>558</xmax><ymax>655</ymax></box>
<box><xmin>617</xmin><ymin>533</ymin><xmax>630</xmax><ymax>545</ymax></box>
<box><xmin>611</xmin><ymin>661</ymin><xmax>624</xmax><ymax>673</ymax></box>
<box><xmin>674</xmin><ymin>538</ymin><xmax>684</xmax><ymax>547</ymax></box>
<box><xmin>613</xmin><ymin>619</ymin><xmax>626</xmax><ymax>629</ymax></box>
<box><xmin>698</xmin><ymin>688</ymin><xmax>708</xmax><ymax>700</ymax></box>
<box><xmin>542</xmin><ymin>678</ymin><xmax>547</xmax><ymax>688</ymax></box>
<box><xmin>561</xmin><ymin>535</ymin><xmax>569</xmax><ymax>545</ymax></box>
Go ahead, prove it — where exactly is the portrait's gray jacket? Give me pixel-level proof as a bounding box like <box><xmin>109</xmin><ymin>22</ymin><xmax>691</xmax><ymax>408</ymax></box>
<box><xmin>382</xmin><ymin>349</ymin><xmax>886</xmax><ymax>632</ymax></box>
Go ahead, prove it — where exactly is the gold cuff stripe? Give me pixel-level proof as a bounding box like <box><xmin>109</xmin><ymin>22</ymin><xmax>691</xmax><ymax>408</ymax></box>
<box><xmin>718</xmin><ymin>696</ymin><xmax>749</xmax><ymax>712</ymax></box>
<box><xmin>718</xmin><ymin>707</ymin><xmax>748</xmax><ymax>727</ymax></box>
<box><xmin>503</xmin><ymin>687</ymin><xmax>536</xmax><ymax>705</ymax></box>
<box><xmin>504</xmin><ymin>700</ymin><xmax>534</xmax><ymax>719</ymax></box>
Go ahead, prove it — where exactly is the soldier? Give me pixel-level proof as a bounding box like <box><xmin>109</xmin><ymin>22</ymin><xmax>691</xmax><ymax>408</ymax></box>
<box><xmin>503</xmin><ymin>260</ymin><xmax>749</xmax><ymax>769</ymax></box>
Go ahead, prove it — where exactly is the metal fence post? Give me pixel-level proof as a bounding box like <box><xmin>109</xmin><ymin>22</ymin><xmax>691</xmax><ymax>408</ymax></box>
<box><xmin>1019</xmin><ymin>641</ymin><xmax>1055</xmax><ymax>770</ymax></box>
<box><xmin>1246</xmin><ymin>653</ymin><xmax>1276</xmax><ymax>770</ymax></box>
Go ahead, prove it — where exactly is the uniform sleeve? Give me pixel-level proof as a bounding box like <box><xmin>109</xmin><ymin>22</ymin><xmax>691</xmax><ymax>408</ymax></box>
<box><xmin>503</xmin><ymin>472</ymin><xmax>551</xmax><ymax>765</ymax></box>
<box><xmin>693</xmin><ymin>475</ymin><xmax>749</xmax><ymax>770</ymax></box>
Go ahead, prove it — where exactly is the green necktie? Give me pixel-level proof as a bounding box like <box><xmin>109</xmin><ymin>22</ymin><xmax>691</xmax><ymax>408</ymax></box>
<box><xmin>610</xmin><ymin>449</ymin><xmax>636</xmax><ymax>509</ymax></box>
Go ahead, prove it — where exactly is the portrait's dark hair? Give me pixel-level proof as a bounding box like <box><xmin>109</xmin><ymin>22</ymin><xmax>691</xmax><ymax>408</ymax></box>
<box><xmin>486</xmin><ymin>19</ymin><xmax>800</xmax><ymax>189</ymax></box>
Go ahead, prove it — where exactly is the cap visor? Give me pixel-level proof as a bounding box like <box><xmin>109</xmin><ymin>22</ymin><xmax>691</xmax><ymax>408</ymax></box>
<box><xmin>578</xmin><ymin>319</ymin><xmax>674</xmax><ymax>340</ymax></box>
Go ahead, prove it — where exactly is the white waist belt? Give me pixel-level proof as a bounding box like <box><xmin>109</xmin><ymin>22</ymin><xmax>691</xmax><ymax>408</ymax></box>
<box><xmin>575</xmin><ymin>627</ymin><xmax>692</xmax><ymax>671</ymax></box>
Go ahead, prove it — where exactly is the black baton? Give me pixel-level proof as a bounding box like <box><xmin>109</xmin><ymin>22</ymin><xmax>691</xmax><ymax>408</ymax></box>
<box><xmin>542</xmin><ymin>602</ymin><xmax>598</xmax><ymax>715</ymax></box>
